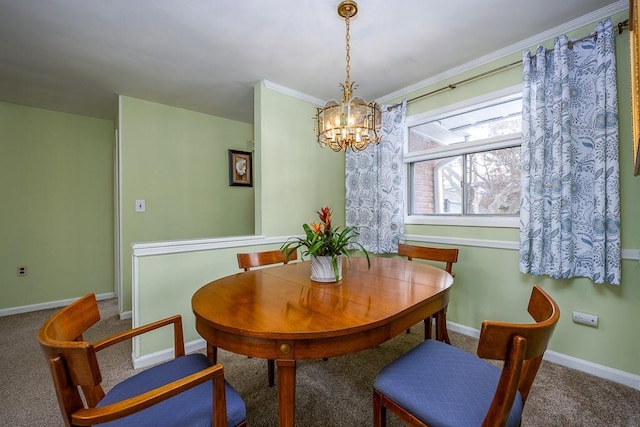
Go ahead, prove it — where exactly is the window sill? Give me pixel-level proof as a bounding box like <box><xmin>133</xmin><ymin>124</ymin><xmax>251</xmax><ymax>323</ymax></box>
<box><xmin>404</xmin><ymin>215</ymin><xmax>519</xmax><ymax>228</ymax></box>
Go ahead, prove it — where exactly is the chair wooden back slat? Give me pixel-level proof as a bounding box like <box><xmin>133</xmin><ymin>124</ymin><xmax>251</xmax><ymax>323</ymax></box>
<box><xmin>237</xmin><ymin>248</ymin><xmax>297</xmax><ymax>271</ymax></box>
<box><xmin>49</xmin><ymin>355</ymin><xmax>86</xmax><ymax>426</ymax></box>
<box><xmin>482</xmin><ymin>335</ymin><xmax>527</xmax><ymax>427</ymax></box>
<box><xmin>397</xmin><ymin>243</ymin><xmax>459</xmax><ymax>274</ymax></box>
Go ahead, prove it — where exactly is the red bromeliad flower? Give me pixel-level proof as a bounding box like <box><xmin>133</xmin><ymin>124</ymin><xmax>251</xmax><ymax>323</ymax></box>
<box><xmin>317</xmin><ymin>207</ymin><xmax>332</xmax><ymax>231</ymax></box>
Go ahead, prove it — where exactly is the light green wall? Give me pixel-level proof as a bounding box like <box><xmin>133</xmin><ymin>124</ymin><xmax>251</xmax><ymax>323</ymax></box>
<box><xmin>400</xmin><ymin>12</ymin><xmax>640</xmax><ymax>376</ymax></box>
<box><xmin>119</xmin><ymin>97</ymin><xmax>255</xmax><ymax>311</ymax></box>
<box><xmin>135</xmin><ymin>86</ymin><xmax>346</xmax><ymax>354</ymax></box>
<box><xmin>136</xmin><ymin>243</ymin><xmax>284</xmax><ymax>355</ymax></box>
<box><xmin>254</xmin><ymin>82</ymin><xmax>346</xmax><ymax>236</ymax></box>
<box><xmin>0</xmin><ymin>102</ymin><xmax>114</xmax><ymax>308</ymax></box>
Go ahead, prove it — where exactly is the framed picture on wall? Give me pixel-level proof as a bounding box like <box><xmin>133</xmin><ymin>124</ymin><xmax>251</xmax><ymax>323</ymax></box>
<box><xmin>228</xmin><ymin>149</ymin><xmax>252</xmax><ymax>187</ymax></box>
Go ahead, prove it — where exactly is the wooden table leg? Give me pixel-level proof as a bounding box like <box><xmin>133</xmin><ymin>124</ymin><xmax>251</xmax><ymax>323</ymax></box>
<box><xmin>277</xmin><ymin>359</ymin><xmax>296</xmax><ymax>427</ymax></box>
<box><xmin>207</xmin><ymin>342</ymin><xmax>218</xmax><ymax>364</ymax></box>
<box><xmin>424</xmin><ymin>316</ymin><xmax>433</xmax><ymax>340</ymax></box>
<box><xmin>435</xmin><ymin>308</ymin><xmax>451</xmax><ymax>344</ymax></box>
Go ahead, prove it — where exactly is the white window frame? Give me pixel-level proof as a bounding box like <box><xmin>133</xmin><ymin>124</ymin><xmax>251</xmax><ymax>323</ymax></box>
<box><xmin>403</xmin><ymin>85</ymin><xmax>522</xmax><ymax>228</ymax></box>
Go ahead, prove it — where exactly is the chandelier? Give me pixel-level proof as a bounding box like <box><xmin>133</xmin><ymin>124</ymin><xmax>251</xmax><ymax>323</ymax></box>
<box><xmin>315</xmin><ymin>1</ymin><xmax>381</xmax><ymax>152</ymax></box>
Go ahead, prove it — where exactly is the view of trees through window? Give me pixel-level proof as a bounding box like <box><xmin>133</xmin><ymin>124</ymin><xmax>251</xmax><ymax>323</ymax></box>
<box><xmin>407</xmin><ymin>96</ymin><xmax>522</xmax><ymax>216</ymax></box>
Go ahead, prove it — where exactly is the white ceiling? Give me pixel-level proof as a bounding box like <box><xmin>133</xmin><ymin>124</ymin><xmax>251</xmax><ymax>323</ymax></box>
<box><xmin>0</xmin><ymin>0</ymin><xmax>625</xmax><ymax>124</ymax></box>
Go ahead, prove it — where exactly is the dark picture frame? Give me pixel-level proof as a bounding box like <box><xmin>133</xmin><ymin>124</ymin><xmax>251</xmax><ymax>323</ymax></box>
<box><xmin>228</xmin><ymin>149</ymin><xmax>252</xmax><ymax>186</ymax></box>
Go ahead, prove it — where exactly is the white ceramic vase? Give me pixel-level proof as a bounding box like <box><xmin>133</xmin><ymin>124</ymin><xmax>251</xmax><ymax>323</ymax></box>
<box><xmin>310</xmin><ymin>255</ymin><xmax>343</xmax><ymax>282</ymax></box>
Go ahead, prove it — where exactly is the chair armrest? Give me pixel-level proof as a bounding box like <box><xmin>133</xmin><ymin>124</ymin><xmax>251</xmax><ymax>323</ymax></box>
<box><xmin>93</xmin><ymin>314</ymin><xmax>185</xmax><ymax>357</ymax></box>
<box><xmin>71</xmin><ymin>363</ymin><xmax>228</xmax><ymax>427</ymax></box>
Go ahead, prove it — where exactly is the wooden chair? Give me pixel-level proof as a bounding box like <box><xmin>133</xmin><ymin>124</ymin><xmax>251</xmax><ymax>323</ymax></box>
<box><xmin>373</xmin><ymin>285</ymin><xmax>560</xmax><ymax>427</ymax></box>
<box><xmin>235</xmin><ymin>248</ymin><xmax>297</xmax><ymax>387</ymax></box>
<box><xmin>236</xmin><ymin>247</ymin><xmax>298</xmax><ymax>271</ymax></box>
<box><xmin>397</xmin><ymin>243</ymin><xmax>459</xmax><ymax>343</ymax></box>
<box><xmin>38</xmin><ymin>293</ymin><xmax>246</xmax><ymax>427</ymax></box>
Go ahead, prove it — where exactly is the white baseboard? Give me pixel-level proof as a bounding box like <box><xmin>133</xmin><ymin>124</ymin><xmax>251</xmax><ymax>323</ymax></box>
<box><xmin>448</xmin><ymin>321</ymin><xmax>640</xmax><ymax>391</ymax></box>
<box><xmin>542</xmin><ymin>349</ymin><xmax>640</xmax><ymax>390</ymax></box>
<box><xmin>0</xmin><ymin>292</ymin><xmax>116</xmax><ymax>317</ymax></box>
<box><xmin>119</xmin><ymin>311</ymin><xmax>132</xmax><ymax>320</ymax></box>
<box><xmin>133</xmin><ymin>338</ymin><xmax>206</xmax><ymax>369</ymax></box>
<box><xmin>133</xmin><ymin>325</ymin><xmax>639</xmax><ymax>391</ymax></box>
<box><xmin>447</xmin><ymin>321</ymin><xmax>481</xmax><ymax>339</ymax></box>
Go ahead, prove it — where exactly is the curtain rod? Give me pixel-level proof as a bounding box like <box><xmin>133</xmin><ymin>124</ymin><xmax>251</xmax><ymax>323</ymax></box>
<box><xmin>387</xmin><ymin>19</ymin><xmax>629</xmax><ymax>110</ymax></box>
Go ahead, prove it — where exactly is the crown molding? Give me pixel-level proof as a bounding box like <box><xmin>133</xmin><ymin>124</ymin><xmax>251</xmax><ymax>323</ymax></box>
<box><xmin>261</xmin><ymin>79</ymin><xmax>325</xmax><ymax>107</ymax></box>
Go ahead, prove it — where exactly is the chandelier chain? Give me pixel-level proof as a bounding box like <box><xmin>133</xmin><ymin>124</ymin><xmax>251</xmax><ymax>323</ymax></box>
<box><xmin>345</xmin><ymin>16</ymin><xmax>350</xmax><ymax>87</ymax></box>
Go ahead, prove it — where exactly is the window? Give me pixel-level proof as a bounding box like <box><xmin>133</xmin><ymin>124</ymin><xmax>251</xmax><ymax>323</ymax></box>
<box><xmin>405</xmin><ymin>89</ymin><xmax>522</xmax><ymax>227</ymax></box>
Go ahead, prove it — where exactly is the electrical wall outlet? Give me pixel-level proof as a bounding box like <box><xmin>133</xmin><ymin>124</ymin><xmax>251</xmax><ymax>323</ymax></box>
<box><xmin>135</xmin><ymin>199</ymin><xmax>146</xmax><ymax>213</ymax></box>
<box><xmin>572</xmin><ymin>310</ymin><xmax>598</xmax><ymax>327</ymax></box>
<box><xmin>17</xmin><ymin>266</ymin><xmax>27</xmax><ymax>276</ymax></box>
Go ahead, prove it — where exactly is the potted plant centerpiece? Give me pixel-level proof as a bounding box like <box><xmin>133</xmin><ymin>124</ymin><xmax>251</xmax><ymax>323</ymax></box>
<box><xmin>281</xmin><ymin>207</ymin><xmax>370</xmax><ymax>282</ymax></box>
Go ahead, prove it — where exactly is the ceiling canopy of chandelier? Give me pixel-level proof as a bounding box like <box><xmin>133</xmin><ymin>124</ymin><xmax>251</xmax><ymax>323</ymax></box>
<box><xmin>315</xmin><ymin>1</ymin><xmax>382</xmax><ymax>152</ymax></box>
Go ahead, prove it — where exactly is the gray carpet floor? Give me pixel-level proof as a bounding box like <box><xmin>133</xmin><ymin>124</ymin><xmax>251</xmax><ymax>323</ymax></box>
<box><xmin>2</xmin><ymin>298</ymin><xmax>639</xmax><ymax>426</ymax></box>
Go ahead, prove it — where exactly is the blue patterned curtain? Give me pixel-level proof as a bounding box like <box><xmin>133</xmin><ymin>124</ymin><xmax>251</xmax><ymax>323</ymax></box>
<box><xmin>345</xmin><ymin>101</ymin><xmax>406</xmax><ymax>253</ymax></box>
<box><xmin>520</xmin><ymin>18</ymin><xmax>620</xmax><ymax>285</ymax></box>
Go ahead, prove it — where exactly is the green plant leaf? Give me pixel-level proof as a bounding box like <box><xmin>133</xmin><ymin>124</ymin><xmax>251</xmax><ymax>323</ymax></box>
<box><xmin>279</xmin><ymin>207</ymin><xmax>370</xmax><ymax>272</ymax></box>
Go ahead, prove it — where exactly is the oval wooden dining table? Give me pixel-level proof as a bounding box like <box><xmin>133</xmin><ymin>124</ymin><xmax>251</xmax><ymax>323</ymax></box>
<box><xmin>192</xmin><ymin>256</ymin><xmax>454</xmax><ymax>427</ymax></box>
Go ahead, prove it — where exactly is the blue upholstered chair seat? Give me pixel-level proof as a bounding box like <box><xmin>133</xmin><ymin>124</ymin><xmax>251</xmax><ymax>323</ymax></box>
<box><xmin>374</xmin><ymin>340</ymin><xmax>523</xmax><ymax>427</ymax></box>
<box><xmin>97</xmin><ymin>353</ymin><xmax>246</xmax><ymax>427</ymax></box>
